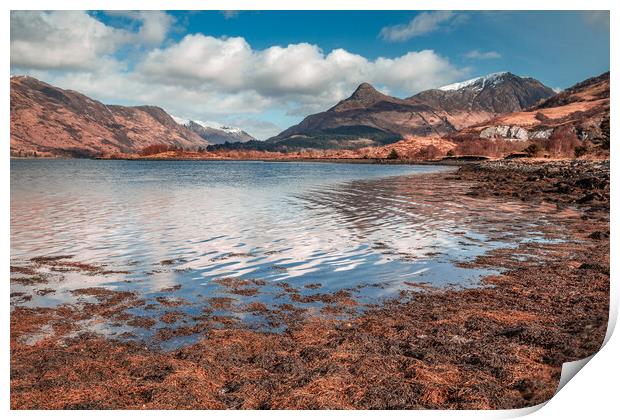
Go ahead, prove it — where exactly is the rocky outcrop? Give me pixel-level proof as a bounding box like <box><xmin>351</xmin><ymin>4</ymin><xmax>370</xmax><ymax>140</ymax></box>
<box><xmin>478</xmin><ymin>125</ymin><xmax>554</xmax><ymax>141</ymax></box>
<box><xmin>10</xmin><ymin>76</ymin><xmax>210</xmax><ymax>157</ymax></box>
<box><xmin>480</xmin><ymin>125</ymin><xmax>529</xmax><ymax>140</ymax></box>
<box><xmin>528</xmin><ymin>129</ymin><xmax>554</xmax><ymax>140</ymax></box>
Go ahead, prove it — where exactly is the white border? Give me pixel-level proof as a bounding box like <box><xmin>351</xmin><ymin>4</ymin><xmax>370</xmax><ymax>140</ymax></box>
<box><xmin>2</xmin><ymin>1</ymin><xmax>616</xmax><ymax>419</ymax></box>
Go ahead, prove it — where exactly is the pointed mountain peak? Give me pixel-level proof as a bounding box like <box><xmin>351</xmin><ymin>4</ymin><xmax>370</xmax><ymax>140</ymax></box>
<box><xmin>331</xmin><ymin>82</ymin><xmax>398</xmax><ymax>111</ymax></box>
<box><xmin>350</xmin><ymin>82</ymin><xmax>382</xmax><ymax>99</ymax></box>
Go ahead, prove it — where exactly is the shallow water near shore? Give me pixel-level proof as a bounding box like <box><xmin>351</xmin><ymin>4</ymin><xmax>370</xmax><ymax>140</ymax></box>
<box><xmin>11</xmin><ymin>159</ymin><xmax>573</xmax><ymax>347</ymax></box>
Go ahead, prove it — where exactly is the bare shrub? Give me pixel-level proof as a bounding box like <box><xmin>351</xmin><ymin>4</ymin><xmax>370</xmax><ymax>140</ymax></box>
<box><xmin>413</xmin><ymin>145</ymin><xmax>443</xmax><ymax>160</ymax></box>
<box><xmin>543</xmin><ymin>126</ymin><xmax>581</xmax><ymax>157</ymax></box>
<box><xmin>140</xmin><ymin>144</ymin><xmax>185</xmax><ymax>156</ymax></box>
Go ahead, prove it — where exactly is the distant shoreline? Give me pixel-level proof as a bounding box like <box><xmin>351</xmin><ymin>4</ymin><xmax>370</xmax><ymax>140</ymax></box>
<box><xmin>10</xmin><ymin>155</ymin><xmax>493</xmax><ymax>167</ymax></box>
<box><xmin>12</xmin><ymin>155</ymin><xmax>609</xmax><ymax>169</ymax></box>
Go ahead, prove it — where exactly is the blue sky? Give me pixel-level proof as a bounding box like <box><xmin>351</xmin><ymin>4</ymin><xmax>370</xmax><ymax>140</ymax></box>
<box><xmin>161</xmin><ymin>11</ymin><xmax>610</xmax><ymax>88</ymax></box>
<box><xmin>11</xmin><ymin>10</ymin><xmax>610</xmax><ymax>138</ymax></box>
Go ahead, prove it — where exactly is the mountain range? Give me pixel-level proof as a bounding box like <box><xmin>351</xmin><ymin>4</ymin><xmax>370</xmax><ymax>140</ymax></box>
<box><xmin>457</xmin><ymin>71</ymin><xmax>609</xmax><ymax>145</ymax></box>
<box><xmin>10</xmin><ymin>76</ymin><xmax>254</xmax><ymax>157</ymax></box>
<box><xmin>10</xmin><ymin>71</ymin><xmax>608</xmax><ymax>157</ymax></box>
<box><xmin>173</xmin><ymin>118</ymin><xmax>256</xmax><ymax>145</ymax></box>
<box><xmin>267</xmin><ymin>72</ymin><xmax>556</xmax><ymax>149</ymax></box>
<box><xmin>411</xmin><ymin>72</ymin><xmax>556</xmax><ymax>127</ymax></box>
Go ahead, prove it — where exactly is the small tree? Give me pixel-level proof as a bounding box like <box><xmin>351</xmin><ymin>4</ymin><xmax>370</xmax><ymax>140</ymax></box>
<box><xmin>387</xmin><ymin>148</ymin><xmax>399</xmax><ymax>160</ymax></box>
<box><xmin>446</xmin><ymin>149</ymin><xmax>455</xmax><ymax>157</ymax></box>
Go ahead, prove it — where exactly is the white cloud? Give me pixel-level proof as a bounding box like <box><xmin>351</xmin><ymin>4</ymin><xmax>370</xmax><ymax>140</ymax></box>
<box><xmin>129</xmin><ymin>11</ymin><xmax>176</xmax><ymax>45</ymax></box>
<box><xmin>137</xmin><ymin>33</ymin><xmax>466</xmax><ymax>105</ymax></box>
<box><xmin>10</xmin><ymin>10</ymin><xmax>174</xmax><ymax>71</ymax></box>
<box><xmin>253</xmin><ymin>43</ymin><xmax>337</xmax><ymax>95</ymax></box>
<box><xmin>464</xmin><ymin>49</ymin><xmax>501</xmax><ymax>60</ymax></box>
<box><xmin>102</xmin><ymin>10</ymin><xmax>176</xmax><ymax>45</ymax></box>
<box><xmin>11</xmin><ymin>11</ymin><xmax>470</xmax><ymax>138</ymax></box>
<box><xmin>380</xmin><ymin>11</ymin><xmax>460</xmax><ymax>42</ymax></box>
<box><xmin>10</xmin><ymin>11</ymin><xmax>128</xmax><ymax>70</ymax></box>
<box><xmin>139</xmin><ymin>35</ymin><xmax>253</xmax><ymax>88</ymax></box>
<box><xmin>47</xmin><ymin>69</ymin><xmax>275</xmax><ymax>117</ymax></box>
<box><xmin>370</xmin><ymin>50</ymin><xmax>466</xmax><ymax>94</ymax></box>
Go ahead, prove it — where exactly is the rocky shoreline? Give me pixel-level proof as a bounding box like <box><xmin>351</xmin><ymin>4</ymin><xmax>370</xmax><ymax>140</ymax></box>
<box><xmin>10</xmin><ymin>159</ymin><xmax>609</xmax><ymax>409</ymax></box>
<box><xmin>458</xmin><ymin>159</ymin><xmax>609</xmax><ymax>209</ymax></box>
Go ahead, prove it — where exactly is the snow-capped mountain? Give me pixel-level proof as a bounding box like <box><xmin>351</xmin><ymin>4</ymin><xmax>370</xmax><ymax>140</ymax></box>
<box><xmin>219</xmin><ymin>126</ymin><xmax>248</xmax><ymax>135</ymax></box>
<box><xmin>437</xmin><ymin>72</ymin><xmax>510</xmax><ymax>91</ymax></box>
<box><xmin>172</xmin><ymin>117</ymin><xmax>256</xmax><ymax>144</ymax></box>
<box><xmin>411</xmin><ymin>72</ymin><xmax>556</xmax><ymax>118</ymax></box>
<box><xmin>267</xmin><ymin>72</ymin><xmax>555</xmax><ymax>148</ymax></box>
<box><xmin>461</xmin><ymin>71</ymin><xmax>609</xmax><ymax>143</ymax></box>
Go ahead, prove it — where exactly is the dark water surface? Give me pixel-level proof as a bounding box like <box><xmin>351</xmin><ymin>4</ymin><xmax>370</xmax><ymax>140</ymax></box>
<box><xmin>11</xmin><ymin>159</ymin><xmax>568</xmax><ymax>346</ymax></box>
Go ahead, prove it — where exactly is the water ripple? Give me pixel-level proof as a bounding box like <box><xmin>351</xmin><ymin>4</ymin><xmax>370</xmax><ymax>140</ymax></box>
<box><xmin>11</xmin><ymin>160</ymin><xmax>576</xmax><ymax>343</ymax></box>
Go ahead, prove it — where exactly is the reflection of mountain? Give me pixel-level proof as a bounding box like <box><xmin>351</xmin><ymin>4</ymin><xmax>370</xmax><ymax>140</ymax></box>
<box><xmin>13</xmin><ymin>160</ymin><xmax>577</xmax><ymax>306</ymax></box>
<box><xmin>293</xmin><ymin>171</ymin><xmax>558</xmax><ymax>261</ymax></box>
<box><xmin>295</xmin><ymin>174</ymin><xmax>464</xmax><ymax>254</ymax></box>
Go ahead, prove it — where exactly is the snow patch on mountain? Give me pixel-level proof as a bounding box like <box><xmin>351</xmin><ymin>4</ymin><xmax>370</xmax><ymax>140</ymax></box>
<box><xmin>438</xmin><ymin>72</ymin><xmax>509</xmax><ymax>91</ymax></box>
<box><xmin>219</xmin><ymin>126</ymin><xmax>243</xmax><ymax>134</ymax></box>
<box><xmin>172</xmin><ymin>115</ymin><xmax>256</xmax><ymax>143</ymax></box>
<box><xmin>173</xmin><ymin>116</ymin><xmax>243</xmax><ymax>133</ymax></box>
<box><xmin>172</xmin><ymin>116</ymin><xmax>190</xmax><ymax>126</ymax></box>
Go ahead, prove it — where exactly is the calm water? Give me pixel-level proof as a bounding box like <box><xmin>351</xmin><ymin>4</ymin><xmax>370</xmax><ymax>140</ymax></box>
<box><xmin>11</xmin><ymin>159</ymin><xmax>568</xmax><ymax>345</ymax></box>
